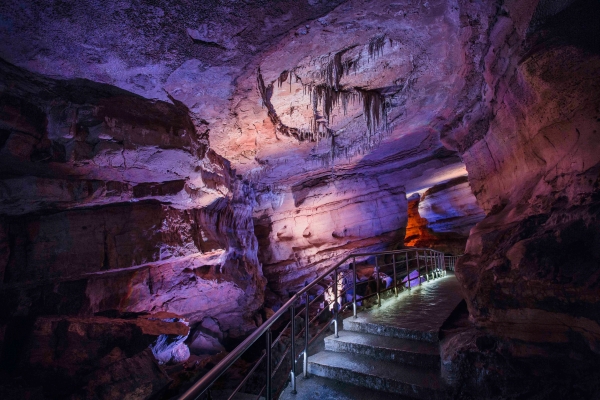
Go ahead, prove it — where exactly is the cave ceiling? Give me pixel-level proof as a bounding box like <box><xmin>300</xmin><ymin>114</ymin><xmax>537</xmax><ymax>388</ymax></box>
<box><xmin>0</xmin><ymin>0</ymin><xmax>470</xmax><ymax>194</ymax></box>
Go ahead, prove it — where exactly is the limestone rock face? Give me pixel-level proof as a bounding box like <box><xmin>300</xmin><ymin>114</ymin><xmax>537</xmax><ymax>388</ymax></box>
<box><xmin>0</xmin><ymin>0</ymin><xmax>599</xmax><ymax>397</ymax></box>
<box><xmin>0</xmin><ymin>60</ymin><xmax>265</xmax><ymax>333</ymax></box>
<box><xmin>254</xmin><ymin>172</ymin><xmax>408</xmax><ymax>293</ymax></box>
<box><xmin>0</xmin><ymin>60</ymin><xmax>265</xmax><ymax>398</ymax></box>
<box><xmin>448</xmin><ymin>0</ymin><xmax>600</xmax><ymax>345</ymax></box>
<box><xmin>405</xmin><ymin>176</ymin><xmax>485</xmax><ymax>254</ymax></box>
<box><xmin>440</xmin><ymin>0</ymin><xmax>600</xmax><ymax>396</ymax></box>
<box><xmin>418</xmin><ymin>177</ymin><xmax>486</xmax><ymax>238</ymax></box>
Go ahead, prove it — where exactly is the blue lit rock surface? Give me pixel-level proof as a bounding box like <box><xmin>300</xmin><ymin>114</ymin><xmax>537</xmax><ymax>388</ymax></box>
<box><xmin>418</xmin><ymin>177</ymin><xmax>485</xmax><ymax>237</ymax></box>
<box><xmin>405</xmin><ymin>177</ymin><xmax>485</xmax><ymax>255</ymax></box>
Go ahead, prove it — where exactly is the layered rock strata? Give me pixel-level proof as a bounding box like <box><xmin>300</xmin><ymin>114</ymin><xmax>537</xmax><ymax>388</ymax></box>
<box><xmin>405</xmin><ymin>176</ymin><xmax>486</xmax><ymax>255</ymax></box>
<box><xmin>441</xmin><ymin>0</ymin><xmax>600</xmax><ymax>396</ymax></box>
<box><xmin>0</xmin><ymin>60</ymin><xmax>264</xmax><ymax>398</ymax></box>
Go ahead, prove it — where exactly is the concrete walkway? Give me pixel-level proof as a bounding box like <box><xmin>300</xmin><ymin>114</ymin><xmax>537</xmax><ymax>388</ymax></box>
<box><xmin>280</xmin><ymin>273</ymin><xmax>463</xmax><ymax>400</ymax></box>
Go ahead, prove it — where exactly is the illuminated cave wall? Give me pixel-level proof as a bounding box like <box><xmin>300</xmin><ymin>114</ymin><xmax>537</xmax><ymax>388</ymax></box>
<box><xmin>405</xmin><ymin>176</ymin><xmax>486</xmax><ymax>255</ymax></box>
<box><xmin>0</xmin><ymin>0</ymin><xmax>598</xmax><ymax>398</ymax></box>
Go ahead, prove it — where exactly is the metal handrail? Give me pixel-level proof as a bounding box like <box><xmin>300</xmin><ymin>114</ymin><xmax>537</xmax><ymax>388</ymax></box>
<box><xmin>178</xmin><ymin>248</ymin><xmax>448</xmax><ymax>400</ymax></box>
<box><xmin>444</xmin><ymin>254</ymin><xmax>462</xmax><ymax>271</ymax></box>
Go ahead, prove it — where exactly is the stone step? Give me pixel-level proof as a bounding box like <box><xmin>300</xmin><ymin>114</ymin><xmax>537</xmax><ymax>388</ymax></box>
<box><xmin>324</xmin><ymin>331</ymin><xmax>440</xmax><ymax>367</ymax></box>
<box><xmin>279</xmin><ymin>374</ymin><xmax>413</xmax><ymax>400</ymax></box>
<box><xmin>344</xmin><ymin>316</ymin><xmax>439</xmax><ymax>343</ymax></box>
<box><xmin>308</xmin><ymin>351</ymin><xmax>447</xmax><ymax>399</ymax></box>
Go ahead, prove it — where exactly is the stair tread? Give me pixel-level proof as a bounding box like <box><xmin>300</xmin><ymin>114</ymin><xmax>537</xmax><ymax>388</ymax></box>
<box><xmin>325</xmin><ymin>331</ymin><xmax>439</xmax><ymax>356</ymax></box>
<box><xmin>308</xmin><ymin>351</ymin><xmax>445</xmax><ymax>391</ymax></box>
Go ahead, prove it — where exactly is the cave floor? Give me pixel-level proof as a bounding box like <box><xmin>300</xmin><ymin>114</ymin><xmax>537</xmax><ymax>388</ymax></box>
<box><xmin>280</xmin><ymin>273</ymin><xmax>463</xmax><ymax>399</ymax></box>
<box><xmin>345</xmin><ymin>272</ymin><xmax>464</xmax><ymax>341</ymax></box>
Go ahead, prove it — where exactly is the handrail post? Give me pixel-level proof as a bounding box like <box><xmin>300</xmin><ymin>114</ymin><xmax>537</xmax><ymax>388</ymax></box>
<box><xmin>442</xmin><ymin>254</ymin><xmax>445</xmax><ymax>276</ymax></box>
<box><xmin>375</xmin><ymin>256</ymin><xmax>381</xmax><ymax>307</ymax></box>
<box><xmin>416</xmin><ymin>250</ymin><xmax>420</xmax><ymax>284</ymax></box>
<box><xmin>333</xmin><ymin>269</ymin><xmax>339</xmax><ymax>338</ymax></box>
<box><xmin>392</xmin><ymin>254</ymin><xmax>398</xmax><ymax>297</ymax></box>
<box><xmin>425</xmin><ymin>250</ymin><xmax>429</xmax><ymax>281</ymax></box>
<box><xmin>430</xmin><ymin>250</ymin><xmax>433</xmax><ymax>278</ymax></box>
<box><xmin>352</xmin><ymin>257</ymin><xmax>357</xmax><ymax>318</ymax></box>
<box><xmin>303</xmin><ymin>292</ymin><xmax>309</xmax><ymax>378</ymax></box>
<box><xmin>406</xmin><ymin>252</ymin><xmax>410</xmax><ymax>290</ymax></box>
<box><xmin>290</xmin><ymin>305</ymin><xmax>297</xmax><ymax>394</ymax></box>
<box><xmin>266</xmin><ymin>329</ymin><xmax>272</xmax><ymax>400</ymax></box>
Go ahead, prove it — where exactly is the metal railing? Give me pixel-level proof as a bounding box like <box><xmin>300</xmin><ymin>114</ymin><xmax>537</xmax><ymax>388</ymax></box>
<box><xmin>444</xmin><ymin>255</ymin><xmax>461</xmax><ymax>271</ymax></box>
<box><xmin>179</xmin><ymin>248</ymin><xmax>448</xmax><ymax>400</ymax></box>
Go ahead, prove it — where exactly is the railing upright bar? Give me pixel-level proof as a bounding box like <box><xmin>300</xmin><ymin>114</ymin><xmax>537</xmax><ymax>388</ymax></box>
<box><xmin>290</xmin><ymin>305</ymin><xmax>297</xmax><ymax>394</ymax></box>
<box><xmin>406</xmin><ymin>252</ymin><xmax>410</xmax><ymax>290</ymax></box>
<box><xmin>393</xmin><ymin>254</ymin><xmax>398</xmax><ymax>297</ymax></box>
<box><xmin>266</xmin><ymin>329</ymin><xmax>272</xmax><ymax>400</ymax></box>
<box><xmin>352</xmin><ymin>257</ymin><xmax>357</xmax><ymax>318</ymax></box>
<box><xmin>333</xmin><ymin>269</ymin><xmax>339</xmax><ymax>338</ymax></box>
<box><xmin>375</xmin><ymin>255</ymin><xmax>381</xmax><ymax>307</ymax></box>
<box><xmin>416</xmin><ymin>250</ymin><xmax>420</xmax><ymax>282</ymax></box>
<box><xmin>425</xmin><ymin>250</ymin><xmax>429</xmax><ymax>281</ymax></box>
<box><xmin>303</xmin><ymin>292</ymin><xmax>309</xmax><ymax>378</ymax></box>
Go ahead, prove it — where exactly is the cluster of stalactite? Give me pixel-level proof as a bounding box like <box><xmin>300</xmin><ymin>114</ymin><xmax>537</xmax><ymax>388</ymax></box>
<box><xmin>306</xmin><ymin>44</ymin><xmax>389</xmax><ymax>138</ymax></box>
<box><xmin>258</xmin><ymin>39</ymin><xmax>394</xmax><ymax>165</ymax></box>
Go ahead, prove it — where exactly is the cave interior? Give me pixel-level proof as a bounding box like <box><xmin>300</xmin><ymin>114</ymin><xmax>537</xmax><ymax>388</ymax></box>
<box><xmin>0</xmin><ymin>0</ymin><xmax>599</xmax><ymax>399</ymax></box>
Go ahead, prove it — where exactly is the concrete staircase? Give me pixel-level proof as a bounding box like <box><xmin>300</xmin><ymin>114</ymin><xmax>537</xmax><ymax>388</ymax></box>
<box><xmin>304</xmin><ymin>274</ymin><xmax>463</xmax><ymax>399</ymax></box>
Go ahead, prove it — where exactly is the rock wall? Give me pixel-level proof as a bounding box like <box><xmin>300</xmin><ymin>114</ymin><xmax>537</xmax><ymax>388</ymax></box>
<box><xmin>442</xmin><ymin>0</ymin><xmax>600</xmax><ymax>396</ymax></box>
<box><xmin>254</xmin><ymin>171</ymin><xmax>408</xmax><ymax>294</ymax></box>
<box><xmin>231</xmin><ymin>0</ymin><xmax>473</xmax><ymax>294</ymax></box>
<box><xmin>1</xmin><ymin>0</ymin><xmax>598</xmax><ymax>397</ymax></box>
<box><xmin>0</xmin><ymin>60</ymin><xmax>265</xmax><ymax>398</ymax></box>
<box><xmin>405</xmin><ymin>176</ymin><xmax>485</xmax><ymax>254</ymax></box>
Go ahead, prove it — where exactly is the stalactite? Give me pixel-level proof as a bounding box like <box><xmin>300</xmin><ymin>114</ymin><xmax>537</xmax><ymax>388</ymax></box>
<box><xmin>277</xmin><ymin>70</ymin><xmax>289</xmax><ymax>88</ymax></box>
<box><xmin>257</xmin><ymin>38</ymin><xmax>392</xmax><ymax>164</ymax></box>
<box><xmin>368</xmin><ymin>35</ymin><xmax>386</xmax><ymax>60</ymax></box>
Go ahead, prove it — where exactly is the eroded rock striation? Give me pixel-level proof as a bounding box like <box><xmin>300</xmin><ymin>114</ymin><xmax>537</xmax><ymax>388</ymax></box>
<box><xmin>405</xmin><ymin>176</ymin><xmax>485</xmax><ymax>254</ymax></box>
<box><xmin>0</xmin><ymin>60</ymin><xmax>264</xmax><ymax>397</ymax></box>
<box><xmin>441</xmin><ymin>0</ymin><xmax>600</xmax><ymax>396</ymax></box>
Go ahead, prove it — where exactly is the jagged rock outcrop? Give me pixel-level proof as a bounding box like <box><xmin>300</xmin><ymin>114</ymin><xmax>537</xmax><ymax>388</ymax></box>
<box><xmin>0</xmin><ymin>60</ymin><xmax>264</xmax><ymax>398</ymax></box>
<box><xmin>405</xmin><ymin>176</ymin><xmax>485</xmax><ymax>254</ymax></box>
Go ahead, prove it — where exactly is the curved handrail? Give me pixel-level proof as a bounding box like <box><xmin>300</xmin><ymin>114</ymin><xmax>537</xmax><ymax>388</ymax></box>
<box><xmin>179</xmin><ymin>247</ymin><xmax>447</xmax><ymax>400</ymax></box>
<box><xmin>444</xmin><ymin>254</ymin><xmax>462</xmax><ymax>271</ymax></box>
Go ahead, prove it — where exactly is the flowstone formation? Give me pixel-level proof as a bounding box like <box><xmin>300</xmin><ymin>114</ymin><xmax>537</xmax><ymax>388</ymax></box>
<box><xmin>0</xmin><ymin>0</ymin><xmax>598</xmax><ymax>398</ymax></box>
